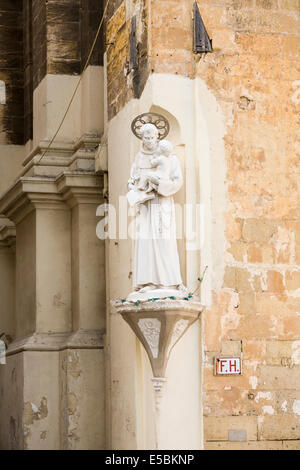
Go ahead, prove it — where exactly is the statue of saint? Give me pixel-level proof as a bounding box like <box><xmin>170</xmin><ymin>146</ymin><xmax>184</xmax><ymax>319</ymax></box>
<box><xmin>127</xmin><ymin>121</ymin><xmax>188</xmax><ymax>302</ymax></box>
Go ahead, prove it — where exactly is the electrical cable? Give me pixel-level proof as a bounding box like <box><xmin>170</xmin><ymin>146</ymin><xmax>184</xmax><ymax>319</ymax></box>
<box><xmin>36</xmin><ymin>0</ymin><xmax>110</xmax><ymax>164</ymax></box>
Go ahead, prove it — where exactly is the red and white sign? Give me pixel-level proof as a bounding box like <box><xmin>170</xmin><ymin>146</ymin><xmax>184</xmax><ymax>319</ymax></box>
<box><xmin>214</xmin><ymin>356</ymin><xmax>242</xmax><ymax>376</ymax></box>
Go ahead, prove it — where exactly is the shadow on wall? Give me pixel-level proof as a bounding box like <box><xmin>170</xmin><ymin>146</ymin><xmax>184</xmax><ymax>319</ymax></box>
<box><xmin>150</xmin><ymin>104</ymin><xmax>187</xmax><ymax>288</ymax></box>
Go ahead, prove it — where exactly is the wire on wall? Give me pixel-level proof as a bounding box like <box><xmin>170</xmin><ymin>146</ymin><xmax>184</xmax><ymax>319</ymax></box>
<box><xmin>36</xmin><ymin>0</ymin><xmax>110</xmax><ymax>165</ymax></box>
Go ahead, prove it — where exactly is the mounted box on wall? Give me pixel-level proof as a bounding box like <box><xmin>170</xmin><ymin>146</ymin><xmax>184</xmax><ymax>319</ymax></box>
<box><xmin>214</xmin><ymin>356</ymin><xmax>242</xmax><ymax>376</ymax></box>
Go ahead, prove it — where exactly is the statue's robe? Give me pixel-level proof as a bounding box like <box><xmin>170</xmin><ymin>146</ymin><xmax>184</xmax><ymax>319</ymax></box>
<box><xmin>129</xmin><ymin>150</ymin><xmax>183</xmax><ymax>289</ymax></box>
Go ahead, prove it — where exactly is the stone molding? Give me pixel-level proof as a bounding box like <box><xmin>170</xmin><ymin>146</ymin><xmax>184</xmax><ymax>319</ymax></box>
<box><xmin>57</xmin><ymin>171</ymin><xmax>104</xmax><ymax>209</ymax></box>
<box><xmin>2</xmin><ymin>133</ymin><xmax>101</xmax><ymax>182</ymax></box>
<box><xmin>0</xmin><ymin>177</ymin><xmax>66</xmax><ymax>224</ymax></box>
<box><xmin>0</xmin><ymin>172</ymin><xmax>103</xmax><ymax>225</ymax></box>
<box><xmin>5</xmin><ymin>329</ymin><xmax>105</xmax><ymax>357</ymax></box>
<box><xmin>22</xmin><ymin>133</ymin><xmax>101</xmax><ymax>167</ymax></box>
<box><xmin>0</xmin><ymin>215</ymin><xmax>16</xmax><ymax>247</ymax></box>
<box><xmin>0</xmin><ymin>133</ymin><xmax>104</xmax><ymax>224</ymax></box>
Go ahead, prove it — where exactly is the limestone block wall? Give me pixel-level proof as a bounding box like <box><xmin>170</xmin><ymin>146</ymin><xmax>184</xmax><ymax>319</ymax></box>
<box><xmin>0</xmin><ymin>0</ymin><xmax>24</xmax><ymax>144</ymax></box>
<box><xmin>194</xmin><ymin>0</ymin><xmax>300</xmax><ymax>450</ymax></box>
<box><xmin>106</xmin><ymin>0</ymin><xmax>149</xmax><ymax>120</ymax></box>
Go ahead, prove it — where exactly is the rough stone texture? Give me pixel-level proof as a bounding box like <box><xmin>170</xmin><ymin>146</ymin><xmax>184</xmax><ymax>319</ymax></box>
<box><xmin>150</xmin><ymin>0</ymin><xmax>194</xmax><ymax>78</ymax></box>
<box><xmin>106</xmin><ymin>2</ymin><xmax>130</xmax><ymax>120</ymax></box>
<box><xmin>34</xmin><ymin>0</ymin><xmax>104</xmax><ymax>83</ymax></box>
<box><xmin>0</xmin><ymin>0</ymin><xmax>105</xmax><ymax>145</ymax></box>
<box><xmin>23</xmin><ymin>0</ymin><xmax>33</xmax><ymax>143</ymax></box>
<box><xmin>0</xmin><ymin>0</ymin><xmax>24</xmax><ymax>144</ymax></box>
<box><xmin>204</xmin><ymin>416</ymin><xmax>258</xmax><ymax>441</ymax></box>
<box><xmin>31</xmin><ymin>0</ymin><xmax>47</xmax><ymax>91</ymax></box>
<box><xmin>106</xmin><ymin>0</ymin><xmax>150</xmax><ymax>120</ymax></box>
<box><xmin>193</xmin><ymin>0</ymin><xmax>300</xmax><ymax>450</ymax></box>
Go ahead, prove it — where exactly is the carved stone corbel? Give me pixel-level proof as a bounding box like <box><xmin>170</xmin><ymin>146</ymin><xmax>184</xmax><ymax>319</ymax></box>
<box><xmin>0</xmin><ymin>216</ymin><xmax>16</xmax><ymax>248</ymax></box>
<box><xmin>112</xmin><ymin>298</ymin><xmax>204</xmax><ymax>449</ymax></box>
<box><xmin>113</xmin><ymin>299</ymin><xmax>203</xmax><ymax>379</ymax></box>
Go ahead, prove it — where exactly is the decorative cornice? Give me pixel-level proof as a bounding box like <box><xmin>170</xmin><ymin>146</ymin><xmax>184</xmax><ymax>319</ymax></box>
<box><xmin>0</xmin><ymin>132</ymin><xmax>105</xmax><ymax>224</ymax></box>
<box><xmin>22</xmin><ymin>134</ymin><xmax>101</xmax><ymax>168</ymax></box>
<box><xmin>0</xmin><ymin>171</ymin><xmax>104</xmax><ymax>224</ymax></box>
<box><xmin>22</xmin><ymin>140</ymin><xmax>75</xmax><ymax>167</ymax></box>
<box><xmin>0</xmin><ymin>177</ymin><xmax>66</xmax><ymax>224</ymax></box>
<box><xmin>6</xmin><ymin>329</ymin><xmax>105</xmax><ymax>357</ymax></box>
<box><xmin>56</xmin><ymin>171</ymin><xmax>104</xmax><ymax>208</ymax></box>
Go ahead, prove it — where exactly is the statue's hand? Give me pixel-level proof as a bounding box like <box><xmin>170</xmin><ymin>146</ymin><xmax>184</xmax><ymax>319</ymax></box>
<box><xmin>151</xmin><ymin>157</ymin><xmax>162</xmax><ymax>167</ymax></box>
<box><xmin>128</xmin><ymin>177</ymin><xmax>137</xmax><ymax>191</ymax></box>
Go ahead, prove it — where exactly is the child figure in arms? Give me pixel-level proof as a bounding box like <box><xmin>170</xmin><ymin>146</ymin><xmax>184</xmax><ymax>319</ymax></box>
<box><xmin>130</xmin><ymin>140</ymin><xmax>173</xmax><ymax>206</ymax></box>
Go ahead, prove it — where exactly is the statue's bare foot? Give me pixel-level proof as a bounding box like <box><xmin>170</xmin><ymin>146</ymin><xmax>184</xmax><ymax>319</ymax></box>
<box><xmin>138</xmin><ymin>285</ymin><xmax>157</xmax><ymax>293</ymax></box>
<box><xmin>177</xmin><ymin>283</ymin><xmax>189</xmax><ymax>293</ymax></box>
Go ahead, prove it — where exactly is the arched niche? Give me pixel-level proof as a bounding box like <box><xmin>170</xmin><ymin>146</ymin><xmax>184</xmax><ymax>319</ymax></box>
<box><xmin>149</xmin><ymin>104</ymin><xmax>187</xmax><ymax>288</ymax></box>
<box><xmin>150</xmin><ymin>105</ymin><xmax>182</xmax><ymax>145</ymax></box>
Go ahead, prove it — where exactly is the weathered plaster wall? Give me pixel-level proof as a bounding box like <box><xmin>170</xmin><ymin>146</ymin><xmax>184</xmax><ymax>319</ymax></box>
<box><xmin>0</xmin><ymin>0</ymin><xmax>24</xmax><ymax>144</ymax></box>
<box><xmin>0</xmin><ymin>353</ymin><xmax>24</xmax><ymax>450</ymax></box>
<box><xmin>106</xmin><ymin>0</ymin><xmax>150</xmax><ymax>120</ymax></box>
<box><xmin>59</xmin><ymin>348</ymin><xmax>105</xmax><ymax>450</ymax></box>
<box><xmin>193</xmin><ymin>0</ymin><xmax>300</xmax><ymax>450</ymax></box>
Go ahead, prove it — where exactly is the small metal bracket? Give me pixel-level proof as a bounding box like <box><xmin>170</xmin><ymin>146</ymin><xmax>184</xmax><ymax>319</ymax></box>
<box><xmin>193</xmin><ymin>2</ymin><xmax>212</xmax><ymax>53</ymax></box>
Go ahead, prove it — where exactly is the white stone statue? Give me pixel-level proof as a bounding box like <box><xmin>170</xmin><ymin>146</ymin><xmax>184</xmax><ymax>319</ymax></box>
<box><xmin>127</xmin><ymin>122</ymin><xmax>188</xmax><ymax>302</ymax></box>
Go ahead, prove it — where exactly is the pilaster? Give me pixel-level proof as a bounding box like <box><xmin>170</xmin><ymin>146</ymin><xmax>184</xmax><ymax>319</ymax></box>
<box><xmin>57</xmin><ymin>171</ymin><xmax>106</xmax><ymax>332</ymax></box>
<box><xmin>0</xmin><ymin>138</ymin><xmax>106</xmax><ymax>449</ymax></box>
<box><xmin>0</xmin><ymin>216</ymin><xmax>16</xmax><ymax>341</ymax></box>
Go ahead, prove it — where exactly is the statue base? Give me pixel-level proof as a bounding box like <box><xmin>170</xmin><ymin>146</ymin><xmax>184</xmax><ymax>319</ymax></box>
<box><xmin>126</xmin><ymin>286</ymin><xmax>191</xmax><ymax>303</ymax></box>
<box><xmin>111</xmin><ymin>298</ymin><xmax>204</xmax><ymax>378</ymax></box>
